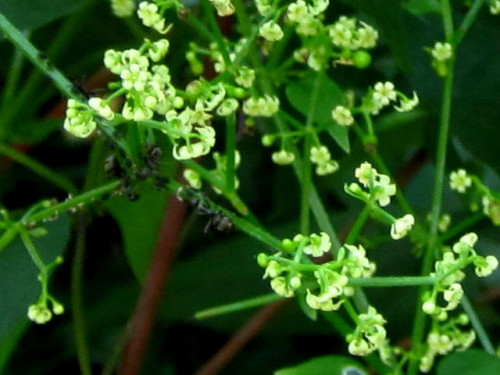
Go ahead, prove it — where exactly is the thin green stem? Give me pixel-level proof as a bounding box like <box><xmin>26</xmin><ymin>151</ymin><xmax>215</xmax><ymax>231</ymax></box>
<box><xmin>454</xmin><ymin>0</ymin><xmax>487</xmax><ymax>45</ymax></box>
<box><xmin>439</xmin><ymin>211</ymin><xmax>484</xmax><ymax>244</ymax></box>
<box><xmin>225</xmin><ymin>113</ymin><xmax>236</xmax><ymax>192</ymax></box>
<box><xmin>18</xmin><ymin>228</ymin><xmax>46</xmax><ymax>273</ymax></box>
<box><xmin>441</xmin><ymin>0</ymin><xmax>454</xmax><ymax>40</ymax></box>
<box><xmin>72</xmin><ymin>213</ymin><xmax>93</xmax><ymax>375</ymax></box>
<box><xmin>200</xmin><ymin>0</ymin><xmax>232</xmax><ymax>67</ymax></box>
<box><xmin>344</xmin><ymin>205</ymin><xmax>371</xmax><ymax>245</ymax></box>
<box><xmin>1</xmin><ymin>42</ymin><xmax>26</xmax><ymax>107</ymax></box>
<box><xmin>0</xmin><ymin>11</ymin><xmax>83</xmax><ymax>102</ymax></box>
<box><xmin>461</xmin><ymin>294</ymin><xmax>495</xmax><ymax>354</ymax></box>
<box><xmin>0</xmin><ymin>142</ymin><xmax>77</xmax><ymax>194</ymax></box>
<box><xmin>409</xmin><ymin>3</ymin><xmax>456</xmax><ymax>372</ymax></box>
<box><xmin>195</xmin><ymin>293</ymin><xmax>283</xmax><ymax>319</ymax></box>
<box><xmin>348</xmin><ymin>276</ymin><xmax>436</xmax><ymax>288</ymax></box>
<box><xmin>23</xmin><ymin>181</ymin><xmax>120</xmax><ymax>225</ymax></box>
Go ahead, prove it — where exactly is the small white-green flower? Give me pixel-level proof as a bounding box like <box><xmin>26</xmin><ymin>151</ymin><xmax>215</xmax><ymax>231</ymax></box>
<box><xmin>270</xmin><ymin>277</ymin><xmax>295</xmax><ymax>297</ymax></box>
<box><xmin>431</xmin><ymin>42</ymin><xmax>453</xmax><ymax>61</ymax></box>
<box><xmin>259</xmin><ymin>20</ymin><xmax>284</xmax><ymax>42</ymax></box>
<box><xmin>303</xmin><ymin>232</ymin><xmax>331</xmax><ymax>257</ymax></box>
<box><xmin>148</xmin><ymin>39</ymin><xmax>170</xmax><ymax>62</ymax></box>
<box><xmin>310</xmin><ymin>145</ymin><xmax>331</xmax><ymax>164</ymax></box>
<box><xmin>137</xmin><ymin>1</ymin><xmax>168</xmax><ymax>33</ymax></box>
<box><xmin>372</xmin><ymin>175</ymin><xmax>396</xmax><ymax>207</ymax></box>
<box><xmin>394</xmin><ymin>91</ymin><xmax>419</xmax><ymax>112</ymax></box>
<box><xmin>209</xmin><ymin>0</ymin><xmax>235</xmax><ymax>16</ymax></box>
<box><xmin>27</xmin><ymin>304</ymin><xmax>52</xmax><ymax>324</ymax></box>
<box><xmin>272</xmin><ymin>150</ymin><xmax>295</xmax><ymax>165</ymax></box>
<box><xmin>331</xmin><ymin>105</ymin><xmax>354</xmax><ymax>126</ymax></box>
<box><xmin>255</xmin><ymin>0</ymin><xmax>272</xmax><ymax>16</ymax></box>
<box><xmin>355</xmin><ymin>162</ymin><xmax>377</xmax><ymax>187</ymax></box>
<box><xmin>373</xmin><ymin>81</ymin><xmax>397</xmax><ymax>106</ymax></box>
<box><xmin>443</xmin><ymin>283</ymin><xmax>463</xmax><ymax>310</ymax></box>
<box><xmin>88</xmin><ymin>97</ymin><xmax>115</xmax><ymax>120</ymax></box>
<box><xmin>235</xmin><ymin>66</ymin><xmax>255</xmax><ymax>88</ymax></box>
<box><xmin>315</xmin><ymin>160</ymin><xmax>339</xmax><ymax>176</ymax></box>
<box><xmin>390</xmin><ymin>214</ymin><xmax>415</xmax><ymax>240</ymax></box>
<box><xmin>427</xmin><ymin>332</ymin><xmax>453</xmax><ymax>355</ymax></box>
<box><xmin>183</xmin><ymin>169</ymin><xmax>202</xmax><ymax>189</ymax></box>
<box><xmin>474</xmin><ymin>255</ymin><xmax>499</xmax><ymax>277</ymax></box>
<box><xmin>491</xmin><ymin>0</ymin><xmax>500</xmax><ymax>14</ymax></box>
<box><xmin>449</xmin><ymin>169</ymin><xmax>472</xmax><ymax>193</ymax></box>
<box><xmin>216</xmin><ymin>98</ymin><xmax>239</xmax><ymax>116</ymax></box>
<box><xmin>287</xmin><ymin>0</ymin><xmax>309</xmax><ymax>23</ymax></box>
<box><xmin>242</xmin><ymin>95</ymin><xmax>279</xmax><ymax>117</ymax></box>
<box><xmin>111</xmin><ymin>0</ymin><xmax>135</xmax><ymax>18</ymax></box>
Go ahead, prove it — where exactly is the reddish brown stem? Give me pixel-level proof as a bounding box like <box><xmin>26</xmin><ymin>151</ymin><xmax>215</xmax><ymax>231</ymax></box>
<box><xmin>118</xmin><ymin>192</ymin><xmax>187</xmax><ymax>375</ymax></box>
<box><xmin>193</xmin><ymin>299</ymin><xmax>287</xmax><ymax>375</ymax></box>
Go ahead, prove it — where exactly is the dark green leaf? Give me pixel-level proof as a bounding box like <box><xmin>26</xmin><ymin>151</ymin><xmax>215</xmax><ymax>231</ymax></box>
<box><xmin>403</xmin><ymin>0</ymin><xmax>441</xmax><ymax>15</ymax></box>
<box><xmin>0</xmin><ymin>0</ymin><xmax>93</xmax><ymax>30</ymax></box>
<box><xmin>0</xmin><ymin>214</ymin><xmax>70</xmax><ymax>373</ymax></box>
<box><xmin>275</xmin><ymin>355</ymin><xmax>367</xmax><ymax>375</ymax></box>
<box><xmin>285</xmin><ymin>73</ymin><xmax>349</xmax><ymax>153</ymax></box>
<box><xmin>437</xmin><ymin>349</ymin><xmax>500</xmax><ymax>375</ymax></box>
<box><xmin>106</xmin><ymin>185</ymin><xmax>169</xmax><ymax>282</ymax></box>
<box><xmin>8</xmin><ymin>119</ymin><xmax>61</xmax><ymax>144</ymax></box>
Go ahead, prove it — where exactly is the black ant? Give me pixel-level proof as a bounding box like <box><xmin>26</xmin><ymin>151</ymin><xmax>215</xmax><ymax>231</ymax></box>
<box><xmin>177</xmin><ymin>187</ymin><xmax>234</xmax><ymax>234</ymax></box>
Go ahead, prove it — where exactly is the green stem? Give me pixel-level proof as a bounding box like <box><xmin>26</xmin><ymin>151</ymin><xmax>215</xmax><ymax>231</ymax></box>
<box><xmin>72</xmin><ymin>213</ymin><xmax>93</xmax><ymax>375</ymax></box>
<box><xmin>461</xmin><ymin>294</ymin><xmax>495</xmax><ymax>354</ymax></box>
<box><xmin>23</xmin><ymin>181</ymin><xmax>120</xmax><ymax>225</ymax></box>
<box><xmin>18</xmin><ymin>228</ymin><xmax>46</xmax><ymax>273</ymax></box>
<box><xmin>454</xmin><ymin>0</ymin><xmax>487</xmax><ymax>45</ymax></box>
<box><xmin>439</xmin><ymin>211</ymin><xmax>484</xmax><ymax>244</ymax></box>
<box><xmin>441</xmin><ymin>0</ymin><xmax>454</xmax><ymax>40</ymax></box>
<box><xmin>200</xmin><ymin>0</ymin><xmax>232</xmax><ymax>68</ymax></box>
<box><xmin>348</xmin><ymin>276</ymin><xmax>436</xmax><ymax>288</ymax></box>
<box><xmin>409</xmin><ymin>4</ymin><xmax>456</xmax><ymax>374</ymax></box>
<box><xmin>194</xmin><ymin>293</ymin><xmax>283</xmax><ymax>319</ymax></box>
<box><xmin>0</xmin><ymin>11</ymin><xmax>83</xmax><ymax>102</ymax></box>
<box><xmin>344</xmin><ymin>204</ymin><xmax>371</xmax><ymax>245</ymax></box>
<box><xmin>225</xmin><ymin>113</ymin><xmax>236</xmax><ymax>192</ymax></box>
<box><xmin>1</xmin><ymin>42</ymin><xmax>26</xmax><ymax>107</ymax></box>
<box><xmin>0</xmin><ymin>142</ymin><xmax>77</xmax><ymax>194</ymax></box>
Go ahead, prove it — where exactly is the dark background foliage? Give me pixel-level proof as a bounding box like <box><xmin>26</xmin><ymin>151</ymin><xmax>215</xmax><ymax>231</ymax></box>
<box><xmin>1</xmin><ymin>0</ymin><xmax>500</xmax><ymax>374</ymax></box>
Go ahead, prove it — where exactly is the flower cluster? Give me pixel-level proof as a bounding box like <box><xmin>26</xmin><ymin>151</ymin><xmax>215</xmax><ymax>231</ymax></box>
<box><xmin>28</xmin><ymin>297</ymin><xmax>64</xmax><ymax>325</ymax></box>
<box><xmin>309</xmin><ymin>145</ymin><xmax>339</xmax><ymax>175</ymax></box>
<box><xmin>423</xmin><ymin>233</ymin><xmax>498</xmax><ymax>321</ymax></box>
<box><xmin>63</xmin><ymin>99</ymin><xmax>98</xmax><ymax>138</ymax></box>
<box><xmin>364</xmin><ymin>81</ymin><xmax>419</xmax><ymax>115</ymax></box>
<box><xmin>419</xmin><ymin>314</ymin><xmax>475</xmax><ymax>372</ymax></box>
<box><xmin>259</xmin><ymin>20</ymin><xmax>284</xmax><ymax>42</ymax></box>
<box><xmin>285</xmin><ymin>1</ymin><xmax>378</xmax><ymax>70</ymax></box>
<box><xmin>328</xmin><ymin>16</ymin><xmax>378</xmax><ymax>51</ymax></box>
<box><xmin>345</xmin><ymin>162</ymin><xmax>396</xmax><ymax>207</ymax></box>
<box><xmin>258</xmin><ymin>235</ymin><xmax>375</xmax><ymax>313</ymax></box>
<box><xmin>137</xmin><ymin>1</ymin><xmax>172</xmax><ymax>34</ymax></box>
<box><xmin>347</xmin><ymin>306</ymin><xmax>387</xmax><ymax>356</ymax></box>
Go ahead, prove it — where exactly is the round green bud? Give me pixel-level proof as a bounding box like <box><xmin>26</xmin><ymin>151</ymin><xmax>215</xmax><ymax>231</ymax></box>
<box><xmin>257</xmin><ymin>253</ymin><xmax>269</xmax><ymax>267</ymax></box>
<box><xmin>261</xmin><ymin>134</ymin><xmax>275</xmax><ymax>147</ymax></box>
<box><xmin>186</xmin><ymin>80</ymin><xmax>203</xmax><ymax>99</ymax></box>
<box><xmin>281</xmin><ymin>238</ymin><xmax>296</xmax><ymax>253</ymax></box>
<box><xmin>185</xmin><ymin>51</ymin><xmax>196</xmax><ymax>62</ymax></box>
<box><xmin>352</xmin><ymin>50</ymin><xmax>372</xmax><ymax>69</ymax></box>
<box><xmin>244</xmin><ymin>117</ymin><xmax>255</xmax><ymax>127</ymax></box>
<box><xmin>226</xmin><ymin>86</ymin><xmax>246</xmax><ymax>99</ymax></box>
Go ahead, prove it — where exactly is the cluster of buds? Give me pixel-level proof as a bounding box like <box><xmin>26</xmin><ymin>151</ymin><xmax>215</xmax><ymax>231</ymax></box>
<box><xmin>347</xmin><ymin>306</ymin><xmax>387</xmax><ymax>356</ymax></box>
<box><xmin>137</xmin><ymin>1</ymin><xmax>175</xmax><ymax>34</ymax></box>
<box><xmin>423</xmin><ymin>233</ymin><xmax>498</xmax><ymax>321</ymax></box>
<box><xmin>449</xmin><ymin>168</ymin><xmax>500</xmax><ymax>225</ymax></box>
<box><xmin>258</xmin><ymin>233</ymin><xmax>375</xmax><ymax>313</ymax></box>
<box><xmin>28</xmin><ymin>297</ymin><xmax>64</xmax><ymax>325</ymax></box>
<box><xmin>242</xmin><ymin>95</ymin><xmax>280</xmax><ymax>117</ymax></box>
<box><xmin>345</xmin><ymin>162</ymin><xmax>396</xmax><ymax>207</ymax></box>
<box><xmin>285</xmin><ymin>1</ymin><xmax>378</xmax><ymax>70</ymax></box>
<box><xmin>364</xmin><ymin>81</ymin><xmax>419</xmax><ymax>115</ymax></box>
<box><xmin>419</xmin><ymin>314</ymin><xmax>476</xmax><ymax>372</ymax></box>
